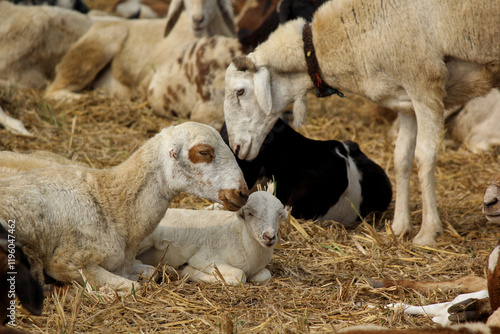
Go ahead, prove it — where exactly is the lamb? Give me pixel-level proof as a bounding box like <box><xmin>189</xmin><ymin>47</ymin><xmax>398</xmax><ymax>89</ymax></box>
<box><xmin>0</xmin><ymin>122</ymin><xmax>248</xmax><ymax>291</ymax></box>
<box><xmin>220</xmin><ymin>119</ymin><xmax>392</xmax><ymax>226</ymax></box>
<box><xmin>44</xmin><ymin>0</ymin><xmax>236</xmax><ymax>102</ymax></box>
<box><xmin>0</xmin><ymin>225</ymin><xmax>44</xmax><ymax>333</ymax></box>
<box><xmin>148</xmin><ymin>0</ymin><xmax>328</xmax><ymax>129</ymax></box>
<box><xmin>137</xmin><ymin>191</ymin><xmax>286</xmax><ymax>285</ymax></box>
<box><xmin>223</xmin><ymin>0</ymin><xmax>500</xmax><ymax>246</ymax></box>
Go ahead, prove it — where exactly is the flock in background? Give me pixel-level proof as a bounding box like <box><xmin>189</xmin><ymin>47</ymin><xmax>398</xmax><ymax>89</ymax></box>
<box><xmin>0</xmin><ymin>0</ymin><xmax>500</xmax><ymax>332</ymax></box>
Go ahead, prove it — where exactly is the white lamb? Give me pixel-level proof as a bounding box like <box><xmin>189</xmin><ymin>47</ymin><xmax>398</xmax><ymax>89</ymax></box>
<box><xmin>136</xmin><ymin>191</ymin><xmax>286</xmax><ymax>285</ymax></box>
<box><xmin>223</xmin><ymin>0</ymin><xmax>500</xmax><ymax>246</ymax></box>
<box><xmin>0</xmin><ymin>122</ymin><xmax>248</xmax><ymax>291</ymax></box>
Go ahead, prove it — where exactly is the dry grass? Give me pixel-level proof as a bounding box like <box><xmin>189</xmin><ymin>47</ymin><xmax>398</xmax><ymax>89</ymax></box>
<box><xmin>2</xmin><ymin>84</ymin><xmax>499</xmax><ymax>333</ymax></box>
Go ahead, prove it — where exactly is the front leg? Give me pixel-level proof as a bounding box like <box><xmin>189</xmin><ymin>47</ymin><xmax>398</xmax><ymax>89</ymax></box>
<box><xmin>129</xmin><ymin>260</ymin><xmax>157</xmax><ymax>281</ymax></box>
<box><xmin>412</xmin><ymin>98</ymin><xmax>444</xmax><ymax>246</ymax></box>
<box><xmin>182</xmin><ymin>264</ymin><xmax>247</xmax><ymax>285</ymax></box>
<box><xmin>248</xmin><ymin>268</ymin><xmax>271</xmax><ymax>284</ymax></box>
<box><xmin>391</xmin><ymin>112</ymin><xmax>417</xmax><ymax>236</ymax></box>
<box><xmin>85</xmin><ymin>265</ymin><xmax>140</xmax><ymax>293</ymax></box>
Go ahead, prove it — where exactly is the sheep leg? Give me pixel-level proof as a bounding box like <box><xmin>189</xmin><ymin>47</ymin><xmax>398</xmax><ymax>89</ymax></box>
<box><xmin>45</xmin><ymin>24</ymin><xmax>129</xmax><ymax>101</ymax></box>
<box><xmin>129</xmin><ymin>260</ymin><xmax>157</xmax><ymax>281</ymax></box>
<box><xmin>0</xmin><ymin>106</ymin><xmax>32</xmax><ymax>137</ymax></box>
<box><xmin>248</xmin><ymin>268</ymin><xmax>271</xmax><ymax>284</ymax></box>
<box><xmin>412</xmin><ymin>98</ymin><xmax>444</xmax><ymax>246</ymax></box>
<box><xmin>84</xmin><ymin>265</ymin><xmax>140</xmax><ymax>292</ymax></box>
<box><xmin>391</xmin><ymin>112</ymin><xmax>417</xmax><ymax>237</ymax></box>
<box><xmin>182</xmin><ymin>264</ymin><xmax>247</xmax><ymax>285</ymax></box>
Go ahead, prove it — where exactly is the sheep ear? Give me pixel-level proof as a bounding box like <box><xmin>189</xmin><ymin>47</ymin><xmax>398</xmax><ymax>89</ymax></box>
<box><xmin>218</xmin><ymin>0</ymin><xmax>236</xmax><ymax>36</ymax></box>
<box><xmin>292</xmin><ymin>94</ymin><xmax>308</xmax><ymax>126</ymax></box>
<box><xmin>254</xmin><ymin>67</ymin><xmax>272</xmax><ymax>115</ymax></box>
<box><xmin>164</xmin><ymin>0</ymin><xmax>184</xmax><ymax>37</ymax></box>
<box><xmin>169</xmin><ymin>147</ymin><xmax>178</xmax><ymax>160</ymax></box>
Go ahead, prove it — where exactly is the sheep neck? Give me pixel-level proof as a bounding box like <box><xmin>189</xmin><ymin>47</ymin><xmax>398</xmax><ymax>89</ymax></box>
<box><xmin>95</xmin><ymin>134</ymin><xmax>172</xmax><ymax>247</ymax></box>
<box><xmin>302</xmin><ymin>22</ymin><xmax>344</xmax><ymax>98</ymax></box>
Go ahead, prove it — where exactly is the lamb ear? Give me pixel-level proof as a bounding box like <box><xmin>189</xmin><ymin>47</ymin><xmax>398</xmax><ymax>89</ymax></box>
<box><xmin>254</xmin><ymin>67</ymin><xmax>272</xmax><ymax>115</ymax></box>
<box><xmin>218</xmin><ymin>0</ymin><xmax>236</xmax><ymax>36</ymax></box>
<box><xmin>164</xmin><ymin>0</ymin><xmax>184</xmax><ymax>37</ymax></box>
<box><xmin>169</xmin><ymin>146</ymin><xmax>179</xmax><ymax>160</ymax></box>
<box><xmin>292</xmin><ymin>94</ymin><xmax>308</xmax><ymax>126</ymax></box>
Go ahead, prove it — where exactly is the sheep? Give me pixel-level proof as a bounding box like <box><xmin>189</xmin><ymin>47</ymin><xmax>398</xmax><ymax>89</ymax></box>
<box><xmin>220</xmin><ymin>118</ymin><xmax>392</xmax><ymax>226</ymax></box>
<box><xmin>44</xmin><ymin>0</ymin><xmax>236</xmax><ymax>102</ymax></box>
<box><xmin>0</xmin><ymin>225</ymin><xmax>44</xmax><ymax>332</ymax></box>
<box><xmin>136</xmin><ymin>190</ymin><xmax>286</xmax><ymax>285</ymax></box>
<box><xmin>8</xmin><ymin>0</ymin><xmax>89</xmax><ymax>13</ymax></box>
<box><xmin>223</xmin><ymin>0</ymin><xmax>500</xmax><ymax>246</ymax></box>
<box><xmin>0</xmin><ymin>122</ymin><xmax>249</xmax><ymax>292</ymax></box>
<box><xmin>148</xmin><ymin>0</ymin><xmax>328</xmax><ymax>129</ymax></box>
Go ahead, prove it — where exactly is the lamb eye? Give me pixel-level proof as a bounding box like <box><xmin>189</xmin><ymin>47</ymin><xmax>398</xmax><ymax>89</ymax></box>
<box><xmin>236</xmin><ymin>89</ymin><xmax>245</xmax><ymax>96</ymax></box>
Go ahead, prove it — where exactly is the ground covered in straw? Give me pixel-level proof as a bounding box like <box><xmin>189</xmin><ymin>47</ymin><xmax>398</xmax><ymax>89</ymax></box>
<box><xmin>1</xmin><ymin>84</ymin><xmax>499</xmax><ymax>333</ymax></box>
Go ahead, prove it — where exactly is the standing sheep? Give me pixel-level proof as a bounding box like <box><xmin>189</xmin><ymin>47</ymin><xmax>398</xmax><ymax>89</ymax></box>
<box><xmin>0</xmin><ymin>122</ymin><xmax>248</xmax><ymax>291</ymax></box>
<box><xmin>137</xmin><ymin>191</ymin><xmax>286</xmax><ymax>285</ymax></box>
<box><xmin>223</xmin><ymin>0</ymin><xmax>500</xmax><ymax>246</ymax></box>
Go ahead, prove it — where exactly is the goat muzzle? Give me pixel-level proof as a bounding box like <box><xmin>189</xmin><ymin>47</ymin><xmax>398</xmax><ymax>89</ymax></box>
<box><xmin>218</xmin><ymin>185</ymin><xmax>248</xmax><ymax>211</ymax></box>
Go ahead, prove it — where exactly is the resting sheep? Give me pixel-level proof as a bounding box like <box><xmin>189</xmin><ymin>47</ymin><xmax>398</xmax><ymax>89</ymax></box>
<box><xmin>220</xmin><ymin>119</ymin><xmax>392</xmax><ymax>226</ymax></box>
<box><xmin>137</xmin><ymin>191</ymin><xmax>286</xmax><ymax>285</ymax></box>
<box><xmin>223</xmin><ymin>0</ymin><xmax>500</xmax><ymax>246</ymax></box>
<box><xmin>0</xmin><ymin>122</ymin><xmax>248</xmax><ymax>291</ymax></box>
<box><xmin>44</xmin><ymin>0</ymin><xmax>235</xmax><ymax>102</ymax></box>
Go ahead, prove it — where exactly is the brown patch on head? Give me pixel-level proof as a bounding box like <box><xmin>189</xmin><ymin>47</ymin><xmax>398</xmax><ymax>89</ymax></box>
<box><xmin>167</xmin><ymin>86</ymin><xmax>179</xmax><ymax>103</ymax></box>
<box><xmin>233</xmin><ymin>56</ymin><xmax>256</xmax><ymax>72</ymax></box>
<box><xmin>188</xmin><ymin>144</ymin><xmax>215</xmax><ymax>164</ymax></box>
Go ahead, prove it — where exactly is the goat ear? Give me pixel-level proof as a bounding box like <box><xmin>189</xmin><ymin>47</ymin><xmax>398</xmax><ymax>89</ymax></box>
<box><xmin>254</xmin><ymin>67</ymin><xmax>272</xmax><ymax>115</ymax></box>
<box><xmin>292</xmin><ymin>94</ymin><xmax>308</xmax><ymax>126</ymax></box>
<box><xmin>164</xmin><ymin>0</ymin><xmax>184</xmax><ymax>37</ymax></box>
<box><xmin>218</xmin><ymin>0</ymin><xmax>236</xmax><ymax>36</ymax></box>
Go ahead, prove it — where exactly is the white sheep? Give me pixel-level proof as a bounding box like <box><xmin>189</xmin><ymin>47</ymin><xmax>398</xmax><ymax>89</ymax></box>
<box><xmin>44</xmin><ymin>0</ymin><xmax>235</xmax><ymax>102</ymax></box>
<box><xmin>136</xmin><ymin>191</ymin><xmax>286</xmax><ymax>285</ymax></box>
<box><xmin>0</xmin><ymin>122</ymin><xmax>248</xmax><ymax>291</ymax></box>
<box><xmin>223</xmin><ymin>0</ymin><xmax>500</xmax><ymax>246</ymax></box>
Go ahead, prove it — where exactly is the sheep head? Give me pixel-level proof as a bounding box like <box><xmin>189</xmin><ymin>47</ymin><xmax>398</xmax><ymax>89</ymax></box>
<box><xmin>164</xmin><ymin>122</ymin><xmax>248</xmax><ymax>211</ymax></box>
<box><xmin>164</xmin><ymin>0</ymin><xmax>235</xmax><ymax>38</ymax></box>
<box><xmin>237</xmin><ymin>192</ymin><xmax>286</xmax><ymax>248</ymax></box>
<box><xmin>484</xmin><ymin>176</ymin><xmax>500</xmax><ymax>223</ymax></box>
<box><xmin>224</xmin><ymin>55</ymin><xmax>283</xmax><ymax>161</ymax></box>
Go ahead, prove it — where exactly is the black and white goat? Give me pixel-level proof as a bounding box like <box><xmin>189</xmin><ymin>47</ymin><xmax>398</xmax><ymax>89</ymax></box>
<box><xmin>221</xmin><ymin>119</ymin><xmax>392</xmax><ymax>226</ymax></box>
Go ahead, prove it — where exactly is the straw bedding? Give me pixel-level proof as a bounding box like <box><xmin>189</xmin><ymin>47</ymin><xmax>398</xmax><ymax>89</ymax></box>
<box><xmin>1</xmin><ymin>9</ymin><xmax>500</xmax><ymax>334</ymax></box>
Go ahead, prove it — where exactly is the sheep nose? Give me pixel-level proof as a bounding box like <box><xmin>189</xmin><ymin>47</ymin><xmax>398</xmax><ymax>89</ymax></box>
<box><xmin>485</xmin><ymin>197</ymin><xmax>499</xmax><ymax>207</ymax></box>
<box><xmin>234</xmin><ymin>145</ymin><xmax>240</xmax><ymax>157</ymax></box>
<box><xmin>218</xmin><ymin>186</ymin><xmax>248</xmax><ymax>212</ymax></box>
<box><xmin>193</xmin><ymin>14</ymin><xmax>204</xmax><ymax>24</ymax></box>
<box><xmin>263</xmin><ymin>233</ymin><xmax>276</xmax><ymax>246</ymax></box>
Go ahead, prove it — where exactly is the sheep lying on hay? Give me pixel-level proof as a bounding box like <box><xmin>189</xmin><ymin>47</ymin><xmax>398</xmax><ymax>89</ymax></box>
<box><xmin>0</xmin><ymin>122</ymin><xmax>248</xmax><ymax>292</ymax></box>
<box><xmin>137</xmin><ymin>191</ymin><xmax>286</xmax><ymax>285</ymax></box>
<box><xmin>223</xmin><ymin>0</ymin><xmax>500</xmax><ymax>246</ymax></box>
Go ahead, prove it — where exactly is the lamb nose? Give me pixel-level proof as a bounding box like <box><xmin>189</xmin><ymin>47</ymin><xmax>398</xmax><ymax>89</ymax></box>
<box><xmin>264</xmin><ymin>233</ymin><xmax>276</xmax><ymax>242</ymax></box>
<box><xmin>484</xmin><ymin>197</ymin><xmax>499</xmax><ymax>207</ymax></box>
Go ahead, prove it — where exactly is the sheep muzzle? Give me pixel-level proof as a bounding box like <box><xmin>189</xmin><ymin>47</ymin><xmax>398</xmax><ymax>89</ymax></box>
<box><xmin>233</xmin><ymin>56</ymin><xmax>256</xmax><ymax>72</ymax></box>
<box><xmin>218</xmin><ymin>186</ymin><xmax>248</xmax><ymax>211</ymax></box>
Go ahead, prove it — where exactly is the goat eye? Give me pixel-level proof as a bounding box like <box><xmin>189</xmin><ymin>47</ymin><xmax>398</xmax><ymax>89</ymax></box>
<box><xmin>236</xmin><ymin>89</ymin><xmax>245</xmax><ymax>96</ymax></box>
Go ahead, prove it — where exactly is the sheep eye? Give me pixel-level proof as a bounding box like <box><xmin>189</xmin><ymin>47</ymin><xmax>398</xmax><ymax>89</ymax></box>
<box><xmin>199</xmin><ymin>151</ymin><xmax>210</xmax><ymax>156</ymax></box>
<box><xmin>236</xmin><ymin>89</ymin><xmax>245</xmax><ymax>96</ymax></box>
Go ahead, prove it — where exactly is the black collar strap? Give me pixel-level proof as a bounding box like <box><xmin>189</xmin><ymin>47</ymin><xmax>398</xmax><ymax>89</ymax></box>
<box><xmin>302</xmin><ymin>22</ymin><xmax>344</xmax><ymax>98</ymax></box>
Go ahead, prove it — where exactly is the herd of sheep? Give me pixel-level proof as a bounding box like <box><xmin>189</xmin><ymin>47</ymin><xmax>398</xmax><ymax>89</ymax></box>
<box><xmin>0</xmin><ymin>0</ymin><xmax>499</xmax><ymax>332</ymax></box>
